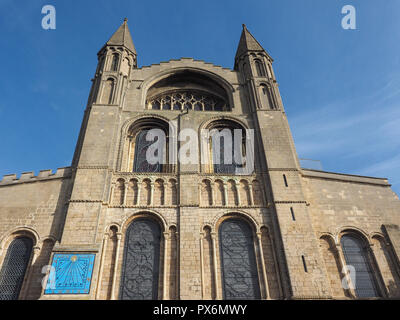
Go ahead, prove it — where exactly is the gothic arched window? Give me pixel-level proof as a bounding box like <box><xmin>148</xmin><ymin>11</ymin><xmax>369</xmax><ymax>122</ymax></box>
<box><xmin>260</xmin><ymin>84</ymin><xmax>275</xmax><ymax>110</ymax></box>
<box><xmin>341</xmin><ymin>234</ymin><xmax>380</xmax><ymax>298</ymax></box>
<box><xmin>219</xmin><ymin>219</ymin><xmax>260</xmax><ymax>300</ymax></box>
<box><xmin>254</xmin><ymin>60</ymin><xmax>266</xmax><ymax>77</ymax></box>
<box><xmin>119</xmin><ymin>218</ymin><xmax>161</xmax><ymax>300</ymax></box>
<box><xmin>133</xmin><ymin>130</ymin><xmax>164</xmax><ymax>173</ymax></box>
<box><xmin>0</xmin><ymin>237</ymin><xmax>33</xmax><ymax>300</ymax></box>
<box><xmin>111</xmin><ymin>53</ymin><xmax>119</xmax><ymax>71</ymax></box>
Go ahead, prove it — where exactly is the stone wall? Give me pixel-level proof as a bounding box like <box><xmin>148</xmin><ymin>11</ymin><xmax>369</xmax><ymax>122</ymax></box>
<box><xmin>0</xmin><ymin>168</ymin><xmax>72</xmax><ymax>299</ymax></box>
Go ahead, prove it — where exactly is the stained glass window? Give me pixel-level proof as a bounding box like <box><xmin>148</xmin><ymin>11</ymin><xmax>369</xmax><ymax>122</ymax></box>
<box><xmin>219</xmin><ymin>219</ymin><xmax>261</xmax><ymax>300</ymax></box>
<box><xmin>133</xmin><ymin>130</ymin><xmax>163</xmax><ymax>173</ymax></box>
<box><xmin>120</xmin><ymin>219</ymin><xmax>161</xmax><ymax>300</ymax></box>
<box><xmin>341</xmin><ymin>235</ymin><xmax>380</xmax><ymax>298</ymax></box>
<box><xmin>0</xmin><ymin>237</ymin><xmax>33</xmax><ymax>300</ymax></box>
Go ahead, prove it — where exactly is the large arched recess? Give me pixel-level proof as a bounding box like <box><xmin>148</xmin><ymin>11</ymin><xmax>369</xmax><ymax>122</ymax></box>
<box><xmin>140</xmin><ymin>67</ymin><xmax>235</xmax><ymax>110</ymax></box>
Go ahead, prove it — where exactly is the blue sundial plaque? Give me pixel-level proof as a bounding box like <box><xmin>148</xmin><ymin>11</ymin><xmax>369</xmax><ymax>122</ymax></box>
<box><xmin>44</xmin><ymin>253</ymin><xmax>95</xmax><ymax>295</ymax></box>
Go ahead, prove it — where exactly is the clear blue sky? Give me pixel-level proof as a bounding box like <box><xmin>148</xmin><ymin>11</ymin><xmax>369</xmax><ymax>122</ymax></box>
<box><xmin>0</xmin><ymin>0</ymin><xmax>399</xmax><ymax>195</ymax></box>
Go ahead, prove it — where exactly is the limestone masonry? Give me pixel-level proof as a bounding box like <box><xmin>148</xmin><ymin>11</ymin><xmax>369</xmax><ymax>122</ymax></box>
<box><xmin>0</xmin><ymin>20</ymin><xmax>399</xmax><ymax>300</ymax></box>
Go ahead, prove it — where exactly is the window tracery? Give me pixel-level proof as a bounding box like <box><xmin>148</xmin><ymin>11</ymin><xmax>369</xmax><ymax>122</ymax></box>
<box><xmin>148</xmin><ymin>90</ymin><xmax>229</xmax><ymax>111</ymax></box>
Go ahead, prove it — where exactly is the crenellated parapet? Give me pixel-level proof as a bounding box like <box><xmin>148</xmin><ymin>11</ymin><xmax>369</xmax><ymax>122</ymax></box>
<box><xmin>0</xmin><ymin>167</ymin><xmax>72</xmax><ymax>186</ymax></box>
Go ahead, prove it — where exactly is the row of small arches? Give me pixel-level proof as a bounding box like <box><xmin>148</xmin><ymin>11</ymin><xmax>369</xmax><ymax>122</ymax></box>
<box><xmin>200</xmin><ymin>179</ymin><xmax>264</xmax><ymax>206</ymax></box>
<box><xmin>112</xmin><ymin>178</ymin><xmax>177</xmax><ymax>206</ymax></box>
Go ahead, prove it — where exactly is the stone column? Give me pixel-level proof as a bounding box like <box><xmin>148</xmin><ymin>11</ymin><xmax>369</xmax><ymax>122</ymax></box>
<box><xmin>335</xmin><ymin>244</ymin><xmax>356</xmax><ymax>298</ymax></box>
<box><xmin>199</xmin><ymin>232</ymin><xmax>205</xmax><ymax>299</ymax></box>
<box><xmin>163</xmin><ymin>231</ymin><xmax>170</xmax><ymax>300</ymax></box>
<box><xmin>235</xmin><ymin>181</ymin><xmax>241</xmax><ymax>206</ymax></box>
<box><xmin>111</xmin><ymin>232</ymin><xmax>122</xmax><ymax>300</ymax></box>
<box><xmin>211</xmin><ymin>232</ymin><xmax>221</xmax><ymax>299</ymax></box>
<box><xmin>96</xmin><ymin>232</ymin><xmax>109</xmax><ymax>299</ymax></box>
<box><xmin>257</xmin><ymin>232</ymin><xmax>270</xmax><ymax>299</ymax></box>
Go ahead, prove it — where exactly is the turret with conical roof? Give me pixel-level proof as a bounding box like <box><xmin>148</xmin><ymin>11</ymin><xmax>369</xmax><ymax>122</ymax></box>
<box><xmin>104</xmin><ymin>18</ymin><xmax>137</xmax><ymax>56</ymax></box>
<box><xmin>235</xmin><ymin>24</ymin><xmax>282</xmax><ymax>111</ymax></box>
<box><xmin>89</xmin><ymin>19</ymin><xmax>137</xmax><ymax>106</ymax></box>
<box><xmin>235</xmin><ymin>24</ymin><xmax>272</xmax><ymax>64</ymax></box>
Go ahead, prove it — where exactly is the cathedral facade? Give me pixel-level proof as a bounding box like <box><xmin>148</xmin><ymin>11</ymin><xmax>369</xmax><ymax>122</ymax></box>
<box><xmin>0</xmin><ymin>20</ymin><xmax>400</xmax><ymax>300</ymax></box>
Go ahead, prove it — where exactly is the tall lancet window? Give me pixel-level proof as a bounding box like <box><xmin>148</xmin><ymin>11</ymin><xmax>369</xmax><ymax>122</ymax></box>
<box><xmin>0</xmin><ymin>237</ymin><xmax>33</xmax><ymax>300</ymax></box>
<box><xmin>119</xmin><ymin>218</ymin><xmax>161</xmax><ymax>300</ymax></box>
<box><xmin>341</xmin><ymin>234</ymin><xmax>380</xmax><ymax>298</ymax></box>
<box><xmin>111</xmin><ymin>53</ymin><xmax>119</xmax><ymax>71</ymax></box>
<box><xmin>219</xmin><ymin>219</ymin><xmax>261</xmax><ymax>300</ymax></box>
<box><xmin>254</xmin><ymin>59</ymin><xmax>266</xmax><ymax>77</ymax></box>
<box><xmin>133</xmin><ymin>130</ymin><xmax>164</xmax><ymax>173</ymax></box>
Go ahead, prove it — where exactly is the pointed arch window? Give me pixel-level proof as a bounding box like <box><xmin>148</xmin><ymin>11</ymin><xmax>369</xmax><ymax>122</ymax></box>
<box><xmin>219</xmin><ymin>219</ymin><xmax>261</xmax><ymax>300</ymax></box>
<box><xmin>0</xmin><ymin>237</ymin><xmax>33</xmax><ymax>300</ymax></box>
<box><xmin>260</xmin><ymin>84</ymin><xmax>275</xmax><ymax>109</ymax></box>
<box><xmin>341</xmin><ymin>234</ymin><xmax>380</xmax><ymax>298</ymax></box>
<box><xmin>254</xmin><ymin>59</ymin><xmax>266</xmax><ymax>77</ymax></box>
<box><xmin>111</xmin><ymin>53</ymin><xmax>119</xmax><ymax>71</ymax></box>
<box><xmin>119</xmin><ymin>218</ymin><xmax>161</xmax><ymax>300</ymax></box>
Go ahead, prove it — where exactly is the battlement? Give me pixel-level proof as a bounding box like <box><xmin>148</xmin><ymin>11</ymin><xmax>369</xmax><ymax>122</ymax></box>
<box><xmin>0</xmin><ymin>167</ymin><xmax>72</xmax><ymax>186</ymax></box>
<box><xmin>139</xmin><ymin>57</ymin><xmax>235</xmax><ymax>72</ymax></box>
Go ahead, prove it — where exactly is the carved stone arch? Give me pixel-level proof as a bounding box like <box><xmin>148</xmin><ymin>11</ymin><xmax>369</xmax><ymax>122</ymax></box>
<box><xmin>318</xmin><ymin>233</ymin><xmax>346</xmax><ymax>298</ymax></box>
<box><xmin>121</xmin><ymin>114</ymin><xmax>172</xmax><ymax>138</ymax></box>
<box><xmin>0</xmin><ymin>227</ymin><xmax>39</xmax><ymax>252</ymax></box>
<box><xmin>258</xmin><ymin>81</ymin><xmax>275</xmax><ymax>110</ymax></box>
<box><xmin>371</xmin><ymin>233</ymin><xmax>400</xmax><ymax>297</ymax></box>
<box><xmin>200</xmin><ymin>115</ymin><xmax>249</xmax><ymax>132</ymax></box>
<box><xmin>370</xmin><ymin>232</ymin><xmax>386</xmax><ymax>242</ymax></box>
<box><xmin>338</xmin><ymin>228</ymin><xmax>383</xmax><ymax>298</ymax></box>
<box><xmin>213</xmin><ymin>210</ymin><xmax>260</xmax><ymax>233</ymax></box>
<box><xmin>201</xmin><ymin>223</ymin><xmax>214</xmax><ymax>233</ymax></box>
<box><xmin>0</xmin><ymin>227</ymin><xmax>39</xmax><ymax>300</ymax></box>
<box><xmin>239</xmin><ymin>179</ymin><xmax>251</xmax><ymax>206</ymax></box>
<box><xmin>139</xmin><ymin>66</ymin><xmax>235</xmax><ymax>105</ymax></box>
<box><xmin>154</xmin><ymin>178</ymin><xmax>165</xmax><ymax>206</ymax></box>
<box><xmin>100</xmin><ymin>77</ymin><xmax>117</xmax><ymax>104</ymax></box>
<box><xmin>121</xmin><ymin>210</ymin><xmax>168</xmax><ymax>233</ymax></box>
<box><xmin>227</xmin><ymin>179</ymin><xmax>238</xmax><ymax>206</ymax></box>
<box><xmin>199</xmin><ymin>117</ymin><xmax>250</xmax><ymax>174</ymax></box>
<box><xmin>217</xmin><ymin>214</ymin><xmax>261</xmax><ymax>299</ymax></box>
<box><xmin>336</xmin><ymin>226</ymin><xmax>372</xmax><ymax>246</ymax></box>
<box><xmin>119</xmin><ymin>211</ymin><xmax>165</xmax><ymax>300</ymax></box>
<box><xmin>113</xmin><ymin>178</ymin><xmax>126</xmax><ymax>205</ymax></box>
<box><xmin>200</xmin><ymin>179</ymin><xmax>213</xmax><ymax>206</ymax></box>
<box><xmin>253</xmin><ymin>58</ymin><xmax>266</xmax><ymax>77</ymax></box>
<box><xmin>118</xmin><ymin>115</ymin><xmax>173</xmax><ymax>172</ymax></box>
<box><xmin>105</xmin><ymin>223</ymin><xmax>121</xmax><ymax>234</ymax></box>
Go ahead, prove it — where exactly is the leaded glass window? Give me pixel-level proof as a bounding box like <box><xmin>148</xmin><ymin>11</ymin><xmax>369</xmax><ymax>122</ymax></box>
<box><xmin>133</xmin><ymin>130</ymin><xmax>163</xmax><ymax>173</ymax></box>
<box><xmin>341</xmin><ymin>235</ymin><xmax>380</xmax><ymax>298</ymax></box>
<box><xmin>219</xmin><ymin>219</ymin><xmax>260</xmax><ymax>300</ymax></box>
<box><xmin>0</xmin><ymin>237</ymin><xmax>33</xmax><ymax>300</ymax></box>
<box><xmin>211</xmin><ymin>128</ymin><xmax>245</xmax><ymax>174</ymax></box>
<box><xmin>148</xmin><ymin>90</ymin><xmax>229</xmax><ymax>111</ymax></box>
<box><xmin>119</xmin><ymin>219</ymin><xmax>161</xmax><ymax>300</ymax></box>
